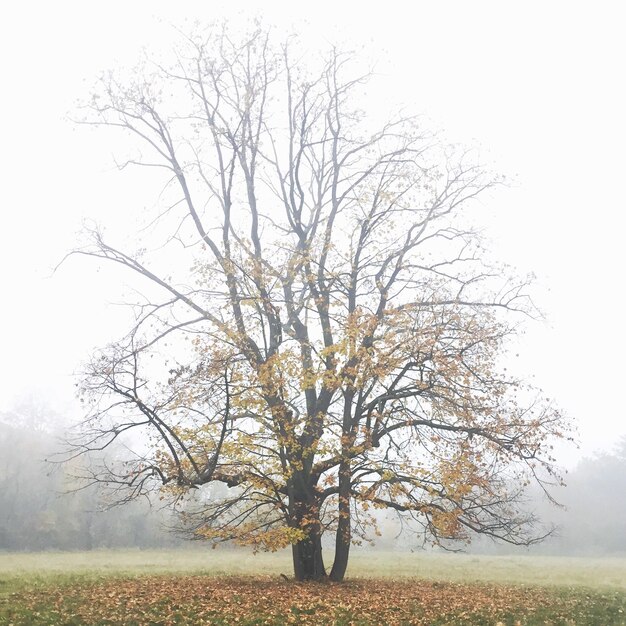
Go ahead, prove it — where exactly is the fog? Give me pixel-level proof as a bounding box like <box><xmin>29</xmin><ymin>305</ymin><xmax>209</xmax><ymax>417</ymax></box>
<box><xmin>2</xmin><ymin>2</ymin><xmax>626</xmax><ymax>464</ymax></box>
<box><xmin>0</xmin><ymin>400</ymin><xmax>181</xmax><ymax>551</ymax></box>
<box><xmin>1</xmin><ymin>400</ymin><xmax>624</xmax><ymax>556</ymax></box>
<box><xmin>1</xmin><ymin>1</ymin><xmax>625</xmax><ymax>558</ymax></box>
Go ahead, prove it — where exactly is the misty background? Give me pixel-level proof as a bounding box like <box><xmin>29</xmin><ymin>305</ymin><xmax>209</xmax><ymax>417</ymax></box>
<box><xmin>1</xmin><ymin>398</ymin><xmax>625</xmax><ymax>554</ymax></box>
<box><xmin>1</xmin><ymin>1</ymin><xmax>625</xmax><ymax>555</ymax></box>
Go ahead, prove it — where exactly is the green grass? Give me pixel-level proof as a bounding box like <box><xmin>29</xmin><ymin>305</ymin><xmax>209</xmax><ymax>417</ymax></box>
<box><xmin>1</xmin><ymin>548</ymin><xmax>626</xmax><ymax>591</ymax></box>
<box><xmin>0</xmin><ymin>550</ymin><xmax>625</xmax><ymax>625</ymax></box>
<box><xmin>0</xmin><ymin>548</ymin><xmax>289</xmax><ymax>594</ymax></box>
<box><xmin>350</xmin><ymin>551</ymin><xmax>626</xmax><ymax>588</ymax></box>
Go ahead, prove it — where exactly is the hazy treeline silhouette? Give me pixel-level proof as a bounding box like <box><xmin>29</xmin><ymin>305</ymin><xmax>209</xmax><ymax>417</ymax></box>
<box><xmin>424</xmin><ymin>436</ymin><xmax>626</xmax><ymax>557</ymax></box>
<box><xmin>544</xmin><ymin>437</ymin><xmax>626</xmax><ymax>556</ymax></box>
<box><xmin>0</xmin><ymin>402</ymin><xmax>181</xmax><ymax>551</ymax></box>
<box><xmin>1</xmin><ymin>402</ymin><xmax>624</xmax><ymax>555</ymax></box>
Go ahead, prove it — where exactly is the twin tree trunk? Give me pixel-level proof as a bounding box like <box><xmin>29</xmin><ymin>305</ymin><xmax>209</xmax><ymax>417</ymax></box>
<box><xmin>290</xmin><ymin>506</ymin><xmax>350</xmax><ymax>582</ymax></box>
<box><xmin>289</xmin><ymin>464</ymin><xmax>351</xmax><ymax>582</ymax></box>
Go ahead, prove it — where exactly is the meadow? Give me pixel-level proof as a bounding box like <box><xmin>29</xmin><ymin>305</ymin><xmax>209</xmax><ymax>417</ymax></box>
<box><xmin>1</xmin><ymin>549</ymin><xmax>625</xmax><ymax>624</ymax></box>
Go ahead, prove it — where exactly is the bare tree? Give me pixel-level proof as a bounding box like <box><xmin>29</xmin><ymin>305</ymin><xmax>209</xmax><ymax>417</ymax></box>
<box><xmin>66</xmin><ymin>23</ymin><xmax>570</xmax><ymax>581</ymax></box>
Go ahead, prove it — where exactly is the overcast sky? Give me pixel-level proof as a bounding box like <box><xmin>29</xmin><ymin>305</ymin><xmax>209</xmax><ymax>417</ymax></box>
<box><xmin>1</xmin><ymin>1</ymin><xmax>624</xmax><ymax>466</ymax></box>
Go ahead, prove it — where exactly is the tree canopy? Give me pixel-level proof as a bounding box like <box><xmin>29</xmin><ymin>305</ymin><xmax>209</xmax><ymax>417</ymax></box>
<box><xmin>69</xmin><ymin>23</ymin><xmax>570</xmax><ymax>581</ymax></box>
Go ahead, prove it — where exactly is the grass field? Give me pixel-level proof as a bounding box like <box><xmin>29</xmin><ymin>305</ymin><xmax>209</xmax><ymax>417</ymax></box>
<box><xmin>1</xmin><ymin>549</ymin><xmax>625</xmax><ymax>624</ymax></box>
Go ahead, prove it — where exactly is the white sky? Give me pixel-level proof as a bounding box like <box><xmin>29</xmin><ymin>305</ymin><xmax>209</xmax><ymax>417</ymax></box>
<box><xmin>1</xmin><ymin>0</ymin><xmax>624</xmax><ymax>466</ymax></box>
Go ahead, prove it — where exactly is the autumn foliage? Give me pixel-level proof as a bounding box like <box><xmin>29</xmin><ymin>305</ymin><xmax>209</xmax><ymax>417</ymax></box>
<box><xmin>0</xmin><ymin>575</ymin><xmax>566</xmax><ymax>625</ymax></box>
<box><xmin>68</xmin><ymin>22</ymin><xmax>570</xmax><ymax>581</ymax></box>
<box><xmin>5</xmin><ymin>574</ymin><xmax>626</xmax><ymax>625</ymax></box>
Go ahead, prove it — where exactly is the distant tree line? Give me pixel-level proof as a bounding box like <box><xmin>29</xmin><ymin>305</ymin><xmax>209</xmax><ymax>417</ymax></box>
<box><xmin>377</xmin><ymin>438</ymin><xmax>626</xmax><ymax>557</ymax></box>
<box><xmin>457</xmin><ymin>437</ymin><xmax>626</xmax><ymax>557</ymax></box>
<box><xmin>1</xmin><ymin>402</ymin><xmax>624</xmax><ymax>556</ymax></box>
<box><xmin>546</xmin><ymin>437</ymin><xmax>626</xmax><ymax>556</ymax></box>
<box><xmin>0</xmin><ymin>407</ymin><xmax>181</xmax><ymax>551</ymax></box>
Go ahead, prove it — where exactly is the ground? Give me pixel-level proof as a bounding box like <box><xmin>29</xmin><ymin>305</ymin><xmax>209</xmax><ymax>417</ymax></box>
<box><xmin>1</xmin><ymin>550</ymin><xmax>625</xmax><ymax>625</ymax></box>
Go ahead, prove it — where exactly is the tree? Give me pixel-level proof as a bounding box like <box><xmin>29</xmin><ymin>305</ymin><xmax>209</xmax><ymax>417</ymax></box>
<box><xmin>553</xmin><ymin>437</ymin><xmax>626</xmax><ymax>555</ymax></box>
<box><xmin>67</xmin><ymin>23</ymin><xmax>570</xmax><ymax>581</ymax></box>
<box><xmin>0</xmin><ymin>402</ymin><xmax>181</xmax><ymax>551</ymax></box>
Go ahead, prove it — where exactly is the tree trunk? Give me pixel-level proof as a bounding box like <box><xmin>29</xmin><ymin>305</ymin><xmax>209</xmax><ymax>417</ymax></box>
<box><xmin>329</xmin><ymin>459</ymin><xmax>351</xmax><ymax>581</ymax></box>
<box><xmin>289</xmin><ymin>479</ymin><xmax>327</xmax><ymax>581</ymax></box>
<box><xmin>329</xmin><ymin>520</ymin><xmax>350</xmax><ymax>581</ymax></box>
<box><xmin>291</xmin><ymin>527</ymin><xmax>326</xmax><ymax>581</ymax></box>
